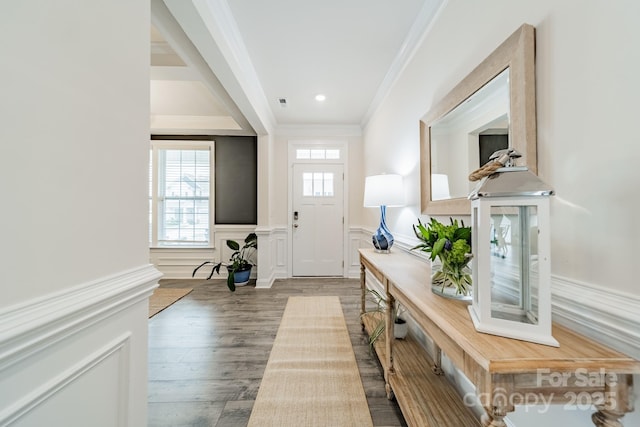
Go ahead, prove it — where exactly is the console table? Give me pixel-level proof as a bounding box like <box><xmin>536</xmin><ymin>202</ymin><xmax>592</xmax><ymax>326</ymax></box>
<box><xmin>359</xmin><ymin>248</ymin><xmax>640</xmax><ymax>427</ymax></box>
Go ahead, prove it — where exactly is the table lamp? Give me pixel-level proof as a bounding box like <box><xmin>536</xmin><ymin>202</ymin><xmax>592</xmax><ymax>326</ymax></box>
<box><xmin>363</xmin><ymin>174</ymin><xmax>404</xmax><ymax>252</ymax></box>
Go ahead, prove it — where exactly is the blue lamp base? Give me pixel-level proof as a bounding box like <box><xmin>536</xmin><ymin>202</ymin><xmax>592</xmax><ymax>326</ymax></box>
<box><xmin>372</xmin><ymin>205</ymin><xmax>394</xmax><ymax>253</ymax></box>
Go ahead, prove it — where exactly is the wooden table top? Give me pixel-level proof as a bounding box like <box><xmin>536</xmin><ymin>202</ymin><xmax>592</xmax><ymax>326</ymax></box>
<box><xmin>359</xmin><ymin>248</ymin><xmax>640</xmax><ymax>374</ymax></box>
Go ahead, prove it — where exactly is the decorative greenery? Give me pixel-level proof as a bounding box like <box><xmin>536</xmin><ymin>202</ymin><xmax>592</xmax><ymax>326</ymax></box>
<box><xmin>412</xmin><ymin>217</ymin><xmax>473</xmax><ymax>296</ymax></box>
<box><xmin>192</xmin><ymin>233</ymin><xmax>258</xmax><ymax>292</ymax></box>
<box><xmin>361</xmin><ymin>288</ymin><xmax>406</xmax><ymax>348</ymax></box>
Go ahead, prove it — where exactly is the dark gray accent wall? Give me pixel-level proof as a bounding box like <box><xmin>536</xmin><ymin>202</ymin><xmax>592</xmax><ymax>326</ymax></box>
<box><xmin>214</xmin><ymin>136</ymin><xmax>257</xmax><ymax>224</ymax></box>
<box><xmin>479</xmin><ymin>134</ymin><xmax>509</xmax><ymax>167</ymax></box>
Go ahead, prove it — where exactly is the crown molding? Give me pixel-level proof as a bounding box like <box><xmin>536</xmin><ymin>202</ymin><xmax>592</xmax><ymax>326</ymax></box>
<box><xmin>361</xmin><ymin>0</ymin><xmax>447</xmax><ymax>127</ymax></box>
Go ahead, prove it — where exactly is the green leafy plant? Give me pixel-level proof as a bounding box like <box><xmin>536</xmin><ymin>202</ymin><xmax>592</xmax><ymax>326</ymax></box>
<box><xmin>411</xmin><ymin>217</ymin><xmax>472</xmax><ymax>296</ymax></box>
<box><xmin>361</xmin><ymin>288</ymin><xmax>406</xmax><ymax>348</ymax></box>
<box><xmin>192</xmin><ymin>233</ymin><xmax>258</xmax><ymax>292</ymax></box>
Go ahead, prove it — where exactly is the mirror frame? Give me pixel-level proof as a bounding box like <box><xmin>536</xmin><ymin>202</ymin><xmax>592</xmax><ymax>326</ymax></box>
<box><xmin>420</xmin><ymin>23</ymin><xmax>537</xmax><ymax>215</ymax></box>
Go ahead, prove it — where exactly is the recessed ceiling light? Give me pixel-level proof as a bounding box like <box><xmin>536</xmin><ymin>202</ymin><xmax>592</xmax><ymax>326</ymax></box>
<box><xmin>315</xmin><ymin>94</ymin><xmax>326</xmax><ymax>102</ymax></box>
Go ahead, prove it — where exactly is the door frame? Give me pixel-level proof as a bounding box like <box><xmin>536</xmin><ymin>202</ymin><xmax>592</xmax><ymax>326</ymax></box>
<box><xmin>287</xmin><ymin>139</ymin><xmax>349</xmax><ymax>278</ymax></box>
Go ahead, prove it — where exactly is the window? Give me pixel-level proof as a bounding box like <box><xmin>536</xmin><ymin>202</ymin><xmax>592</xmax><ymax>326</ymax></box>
<box><xmin>295</xmin><ymin>148</ymin><xmax>340</xmax><ymax>160</ymax></box>
<box><xmin>302</xmin><ymin>172</ymin><xmax>334</xmax><ymax>197</ymax></box>
<box><xmin>150</xmin><ymin>143</ymin><xmax>212</xmax><ymax>247</ymax></box>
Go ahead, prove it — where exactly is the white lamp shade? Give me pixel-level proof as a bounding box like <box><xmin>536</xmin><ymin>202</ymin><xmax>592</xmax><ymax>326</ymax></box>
<box><xmin>431</xmin><ymin>173</ymin><xmax>450</xmax><ymax>200</ymax></box>
<box><xmin>363</xmin><ymin>174</ymin><xmax>404</xmax><ymax>207</ymax></box>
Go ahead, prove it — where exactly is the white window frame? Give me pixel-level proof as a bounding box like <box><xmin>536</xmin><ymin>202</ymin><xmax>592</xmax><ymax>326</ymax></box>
<box><xmin>149</xmin><ymin>140</ymin><xmax>215</xmax><ymax>248</ymax></box>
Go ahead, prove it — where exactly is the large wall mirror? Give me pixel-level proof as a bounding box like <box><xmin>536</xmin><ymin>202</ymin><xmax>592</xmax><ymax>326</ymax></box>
<box><xmin>421</xmin><ymin>24</ymin><xmax>537</xmax><ymax>215</ymax></box>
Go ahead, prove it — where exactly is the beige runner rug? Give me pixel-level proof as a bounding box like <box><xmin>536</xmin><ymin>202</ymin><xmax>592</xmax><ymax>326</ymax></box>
<box><xmin>148</xmin><ymin>288</ymin><xmax>192</xmax><ymax>318</ymax></box>
<box><xmin>248</xmin><ymin>296</ymin><xmax>373</xmax><ymax>427</ymax></box>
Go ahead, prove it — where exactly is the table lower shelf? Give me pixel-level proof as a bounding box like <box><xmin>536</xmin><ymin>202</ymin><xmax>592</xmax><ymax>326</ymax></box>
<box><xmin>362</xmin><ymin>313</ymin><xmax>481</xmax><ymax>427</ymax></box>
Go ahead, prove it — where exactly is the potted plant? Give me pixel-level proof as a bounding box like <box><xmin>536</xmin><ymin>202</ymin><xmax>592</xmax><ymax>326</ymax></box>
<box><xmin>362</xmin><ymin>288</ymin><xmax>407</xmax><ymax>348</ymax></box>
<box><xmin>411</xmin><ymin>217</ymin><xmax>472</xmax><ymax>299</ymax></box>
<box><xmin>192</xmin><ymin>232</ymin><xmax>258</xmax><ymax>292</ymax></box>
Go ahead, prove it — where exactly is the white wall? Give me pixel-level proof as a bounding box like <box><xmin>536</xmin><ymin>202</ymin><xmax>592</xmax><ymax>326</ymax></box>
<box><xmin>1</xmin><ymin>1</ymin><xmax>153</xmax><ymax>304</ymax></box>
<box><xmin>362</xmin><ymin>0</ymin><xmax>640</xmax><ymax>425</ymax></box>
<box><xmin>0</xmin><ymin>1</ymin><xmax>160</xmax><ymax>425</ymax></box>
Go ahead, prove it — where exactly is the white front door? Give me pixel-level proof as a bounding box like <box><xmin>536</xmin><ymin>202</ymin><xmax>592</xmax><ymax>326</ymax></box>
<box><xmin>292</xmin><ymin>163</ymin><xmax>344</xmax><ymax>276</ymax></box>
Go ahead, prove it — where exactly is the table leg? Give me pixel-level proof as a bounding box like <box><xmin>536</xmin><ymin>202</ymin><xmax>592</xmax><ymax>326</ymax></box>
<box><xmin>384</xmin><ymin>279</ymin><xmax>395</xmax><ymax>400</ymax></box>
<box><xmin>592</xmin><ymin>374</ymin><xmax>633</xmax><ymax>427</ymax></box>
<box><xmin>359</xmin><ymin>262</ymin><xmax>366</xmax><ymax>330</ymax></box>
<box><xmin>592</xmin><ymin>412</ymin><xmax>625</xmax><ymax>427</ymax></box>
<box><xmin>481</xmin><ymin>407</ymin><xmax>510</xmax><ymax>427</ymax></box>
<box><xmin>481</xmin><ymin>376</ymin><xmax>514</xmax><ymax>427</ymax></box>
<box><xmin>432</xmin><ymin>345</ymin><xmax>444</xmax><ymax>375</ymax></box>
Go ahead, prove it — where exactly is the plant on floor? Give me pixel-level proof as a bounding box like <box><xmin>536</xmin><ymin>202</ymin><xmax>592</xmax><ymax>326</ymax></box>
<box><xmin>361</xmin><ymin>288</ymin><xmax>407</xmax><ymax>348</ymax></box>
<box><xmin>192</xmin><ymin>232</ymin><xmax>258</xmax><ymax>292</ymax></box>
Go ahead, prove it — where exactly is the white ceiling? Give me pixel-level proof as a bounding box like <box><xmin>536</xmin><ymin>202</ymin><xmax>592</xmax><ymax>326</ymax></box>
<box><xmin>151</xmin><ymin>0</ymin><xmax>444</xmax><ymax>135</ymax></box>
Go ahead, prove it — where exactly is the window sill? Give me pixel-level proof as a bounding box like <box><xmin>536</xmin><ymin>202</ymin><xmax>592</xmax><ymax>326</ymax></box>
<box><xmin>149</xmin><ymin>246</ymin><xmax>213</xmax><ymax>250</ymax></box>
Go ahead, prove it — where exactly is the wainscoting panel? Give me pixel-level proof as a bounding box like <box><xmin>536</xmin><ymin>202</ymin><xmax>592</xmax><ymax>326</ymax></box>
<box><xmin>2</xmin><ymin>335</ymin><xmax>130</xmax><ymax>427</ymax></box>
<box><xmin>150</xmin><ymin>248</ymin><xmax>215</xmax><ymax>280</ymax></box>
<box><xmin>273</xmin><ymin>227</ymin><xmax>288</xmax><ymax>279</ymax></box>
<box><xmin>0</xmin><ymin>264</ymin><xmax>161</xmax><ymax>427</ymax></box>
<box><xmin>255</xmin><ymin>226</ymin><xmax>288</xmax><ymax>288</ymax></box>
<box><xmin>152</xmin><ymin>225</ymin><xmax>257</xmax><ymax>279</ymax></box>
<box><xmin>347</xmin><ymin>227</ymin><xmax>367</xmax><ymax>278</ymax></box>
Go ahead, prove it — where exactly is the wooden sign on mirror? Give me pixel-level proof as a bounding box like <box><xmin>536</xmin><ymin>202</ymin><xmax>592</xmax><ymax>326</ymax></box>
<box><xmin>420</xmin><ymin>23</ymin><xmax>537</xmax><ymax>216</ymax></box>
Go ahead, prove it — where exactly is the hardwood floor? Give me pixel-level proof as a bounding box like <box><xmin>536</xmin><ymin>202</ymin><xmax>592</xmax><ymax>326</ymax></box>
<box><xmin>148</xmin><ymin>277</ymin><xmax>407</xmax><ymax>427</ymax></box>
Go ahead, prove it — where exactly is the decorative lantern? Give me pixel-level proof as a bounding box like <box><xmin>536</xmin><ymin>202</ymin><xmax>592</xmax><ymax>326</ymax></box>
<box><xmin>468</xmin><ymin>161</ymin><xmax>558</xmax><ymax>347</ymax></box>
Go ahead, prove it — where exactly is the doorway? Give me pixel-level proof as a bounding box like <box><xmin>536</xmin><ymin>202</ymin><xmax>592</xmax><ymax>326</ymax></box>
<box><xmin>289</xmin><ymin>142</ymin><xmax>347</xmax><ymax>277</ymax></box>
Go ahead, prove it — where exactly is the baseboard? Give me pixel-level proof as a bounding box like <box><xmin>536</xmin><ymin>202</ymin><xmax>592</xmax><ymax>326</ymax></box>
<box><xmin>256</xmin><ymin>271</ymin><xmax>276</xmax><ymax>288</ymax></box>
<box><xmin>0</xmin><ymin>264</ymin><xmax>161</xmax><ymax>370</ymax></box>
<box><xmin>551</xmin><ymin>275</ymin><xmax>640</xmax><ymax>360</ymax></box>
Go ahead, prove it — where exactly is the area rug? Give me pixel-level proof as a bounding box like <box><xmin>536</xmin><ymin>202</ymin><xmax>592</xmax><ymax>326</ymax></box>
<box><xmin>247</xmin><ymin>296</ymin><xmax>373</xmax><ymax>427</ymax></box>
<box><xmin>148</xmin><ymin>288</ymin><xmax>192</xmax><ymax>318</ymax></box>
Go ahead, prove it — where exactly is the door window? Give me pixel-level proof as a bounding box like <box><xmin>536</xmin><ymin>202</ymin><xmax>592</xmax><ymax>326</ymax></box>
<box><xmin>303</xmin><ymin>172</ymin><xmax>334</xmax><ymax>197</ymax></box>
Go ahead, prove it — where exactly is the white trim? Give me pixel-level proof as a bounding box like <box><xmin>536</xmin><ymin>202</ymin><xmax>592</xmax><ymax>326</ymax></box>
<box><xmin>190</xmin><ymin>0</ymin><xmax>276</xmax><ymax>133</ymax></box>
<box><xmin>0</xmin><ymin>333</ymin><xmax>132</xmax><ymax>425</ymax></box>
<box><xmin>151</xmin><ymin>0</ymin><xmax>255</xmax><ymax>134</ymax></box>
<box><xmin>361</xmin><ymin>0</ymin><xmax>447</xmax><ymax>127</ymax></box>
<box><xmin>255</xmin><ymin>271</ymin><xmax>276</xmax><ymax>289</ymax></box>
<box><xmin>0</xmin><ymin>264</ymin><xmax>161</xmax><ymax>371</ymax></box>
<box><xmin>255</xmin><ymin>225</ymin><xmax>288</xmax><ymax>288</ymax></box>
<box><xmin>276</xmin><ymin>124</ymin><xmax>362</xmax><ymax>137</ymax></box>
<box><xmin>149</xmin><ymin>140</ymin><xmax>215</xmax><ymax>249</ymax></box>
<box><xmin>551</xmin><ymin>275</ymin><xmax>640</xmax><ymax>360</ymax></box>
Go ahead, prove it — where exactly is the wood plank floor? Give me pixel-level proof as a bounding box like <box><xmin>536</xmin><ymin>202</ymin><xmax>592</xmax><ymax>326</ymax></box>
<box><xmin>148</xmin><ymin>277</ymin><xmax>407</xmax><ymax>427</ymax></box>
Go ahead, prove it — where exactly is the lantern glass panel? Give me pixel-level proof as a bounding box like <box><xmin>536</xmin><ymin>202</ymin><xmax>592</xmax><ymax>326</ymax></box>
<box><xmin>472</xmin><ymin>206</ymin><xmax>479</xmax><ymax>305</ymax></box>
<box><xmin>489</xmin><ymin>205</ymin><xmax>539</xmax><ymax>325</ymax></box>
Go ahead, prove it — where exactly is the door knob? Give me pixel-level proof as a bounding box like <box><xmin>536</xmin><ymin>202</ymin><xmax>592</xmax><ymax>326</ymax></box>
<box><xmin>293</xmin><ymin>224</ymin><xmax>299</xmax><ymax>228</ymax></box>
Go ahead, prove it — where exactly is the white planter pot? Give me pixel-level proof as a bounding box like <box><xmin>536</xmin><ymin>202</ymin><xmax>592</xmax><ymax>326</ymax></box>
<box><xmin>394</xmin><ymin>321</ymin><xmax>408</xmax><ymax>339</ymax></box>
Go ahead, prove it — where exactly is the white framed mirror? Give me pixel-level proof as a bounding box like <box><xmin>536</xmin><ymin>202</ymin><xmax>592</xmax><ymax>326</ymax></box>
<box><xmin>420</xmin><ymin>24</ymin><xmax>537</xmax><ymax>215</ymax></box>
